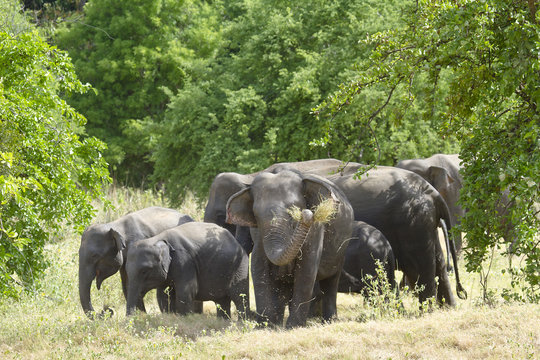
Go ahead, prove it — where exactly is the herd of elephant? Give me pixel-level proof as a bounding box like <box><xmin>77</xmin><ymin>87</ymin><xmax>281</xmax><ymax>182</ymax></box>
<box><xmin>79</xmin><ymin>154</ymin><xmax>513</xmax><ymax>328</ymax></box>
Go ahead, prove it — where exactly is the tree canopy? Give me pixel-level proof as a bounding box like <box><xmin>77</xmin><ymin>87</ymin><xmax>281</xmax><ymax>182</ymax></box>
<box><xmin>0</xmin><ymin>0</ymin><xmax>110</xmax><ymax>297</ymax></box>
<box><xmin>152</xmin><ymin>0</ymin><xmax>458</xmax><ymax>201</ymax></box>
<box><xmin>54</xmin><ymin>0</ymin><xmax>222</xmax><ymax>185</ymax></box>
<box><xmin>316</xmin><ymin>0</ymin><xmax>539</xmax><ymax>298</ymax></box>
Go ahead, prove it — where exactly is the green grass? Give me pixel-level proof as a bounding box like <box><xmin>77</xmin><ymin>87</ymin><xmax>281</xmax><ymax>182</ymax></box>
<box><xmin>0</xmin><ymin>187</ymin><xmax>538</xmax><ymax>359</ymax></box>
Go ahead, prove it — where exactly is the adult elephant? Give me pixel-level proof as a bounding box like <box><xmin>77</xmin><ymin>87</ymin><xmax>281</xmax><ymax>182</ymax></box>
<box><xmin>208</xmin><ymin>159</ymin><xmax>465</xmax><ymax>305</ymax></box>
<box><xmin>325</xmin><ymin>164</ymin><xmax>466</xmax><ymax>306</ymax></box>
<box><xmin>226</xmin><ymin>170</ymin><xmax>354</xmax><ymax>328</ymax></box>
<box><xmin>396</xmin><ymin>153</ymin><xmax>518</xmax><ymax>253</ymax></box>
<box><xmin>396</xmin><ymin>154</ymin><xmax>465</xmax><ymax>252</ymax></box>
<box><xmin>78</xmin><ymin>206</ymin><xmax>194</xmax><ymax>318</ymax></box>
<box><xmin>204</xmin><ymin>159</ymin><xmax>345</xmax><ymax>254</ymax></box>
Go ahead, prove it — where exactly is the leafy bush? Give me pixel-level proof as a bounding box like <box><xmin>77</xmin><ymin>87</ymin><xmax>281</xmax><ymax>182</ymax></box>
<box><xmin>317</xmin><ymin>0</ymin><xmax>539</xmax><ymax>296</ymax></box>
<box><xmin>0</xmin><ymin>0</ymin><xmax>110</xmax><ymax>297</ymax></box>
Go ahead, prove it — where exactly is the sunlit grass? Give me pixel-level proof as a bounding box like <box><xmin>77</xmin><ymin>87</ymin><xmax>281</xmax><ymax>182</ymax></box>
<box><xmin>0</xmin><ymin>186</ymin><xmax>538</xmax><ymax>359</ymax></box>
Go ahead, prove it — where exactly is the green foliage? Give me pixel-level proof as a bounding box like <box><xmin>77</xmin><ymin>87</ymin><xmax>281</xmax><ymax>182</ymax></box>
<box><xmin>155</xmin><ymin>0</ymin><xmax>447</xmax><ymax>202</ymax></box>
<box><xmin>317</xmin><ymin>0</ymin><xmax>539</xmax><ymax>296</ymax></box>
<box><xmin>54</xmin><ymin>0</ymin><xmax>220</xmax><ymax>185</ymax></box>
<box><xmin>0</xmin><ymin>0</ymin><xmax>110</xmax><ymax>297</ymax></box>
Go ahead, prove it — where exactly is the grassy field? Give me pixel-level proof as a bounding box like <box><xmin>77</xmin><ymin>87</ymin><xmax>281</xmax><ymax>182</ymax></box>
<box><xmin>0</xmin><ymin>187</ymin><xmax>538</xmax><ymax>359</ymax></box>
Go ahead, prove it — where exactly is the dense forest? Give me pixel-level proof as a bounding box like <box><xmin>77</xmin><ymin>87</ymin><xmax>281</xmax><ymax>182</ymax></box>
<box><xmin>0</xmin><ymin>0</ymin><xmax>538</xmax><ymax>300</ymax></box>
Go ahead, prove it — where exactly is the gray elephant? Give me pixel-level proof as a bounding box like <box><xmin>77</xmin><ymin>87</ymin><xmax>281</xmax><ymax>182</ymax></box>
<box><xmin>396</xmin><ymin>154</ymin><xmax>465</xmax><ymax>252</ymax></box>
<box><xmin>325</xmin><ymin>164</ymin><xmax>466</xmax><ymax>306</ymax></box>
<box><xmin>210</xmin><ymin>159</ymin><xmax>465</xmax><ymax>307</ymax></box>
<box><xmin>78</xmin><ymin>206</ymin><xmax>194</xmax><ymax>318</ymax></box>
<box><xmin>125</xmin><ymin>222</ymin><xmax>250</xmax><ymax>319</ymax></box>
<box><xmin>396</xmin><ymin>153</ymin><xmax>517</xmax><ymax>253</ymax></box>
<box><xmin>226</xmin><ymin>170</ymin><xmax>354</xmax><ymax>328</ymax></box>
<box><xmin>339</xmin><ymin>221</ymin><xmax>396</xmax><ymax>294</ymax></box>
<box><xmin>204</xmin><ymin>159</ymin><xmax>345</xmax><ymax>254</ymax></box>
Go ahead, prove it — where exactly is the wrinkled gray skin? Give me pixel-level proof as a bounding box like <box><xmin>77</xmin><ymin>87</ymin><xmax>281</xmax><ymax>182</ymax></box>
<box><xmin>226</xmin><ymin>170</ymin><xmax>354</xmax><ymax>328</ymax></box>
<box><xmin>208</xmin><ymin>159</ymin><xmax>465</xmax><ymax>307</ymax></box>
<box><xmin>396</xmin><ymin>153</ymin><xmax>516</xmax><ymax>253</ymax></box>
<box><xmin>204</xmin><ymin>159</ymin><xmax>344</xmax><ymax>254</ymax></box>
<box><xmin>396</xmin><ymin>154</ymin><xmax>465</xmax><ymax>252</ymax></box>
<box><xmin>324</xmin><ymin>164</ymin><xmax>466</xmax><ymax>306</ymax></box>
<box><xmin>310</xmin><ymin>221</ymin><xmax>396</xmax><ymax>316</ymax></box>
<box><xmin>78</xmin><ymin>206</ymin><xmax>194</xmax><ymax>318</ymax></box>
<box><xmin>125</xmin><ymin>222</ymin><xmax>249</xmax><ymax>319</ymax></box>
<box><xmin>338</xmin><ymin>221</ymin><xmax>396</xmax><ymax>294</ymax></box>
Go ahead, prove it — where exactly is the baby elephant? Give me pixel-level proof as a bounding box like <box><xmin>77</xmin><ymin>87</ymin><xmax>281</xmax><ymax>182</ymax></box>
<box><xmin>339</xmin><ymin>221</ymin><xmax>396</xmax><ymax>294</ymax></box>
<box><xmin>125</xmin><ymin>222</ymin><xmax>250</xmax><ymax>319</ymax></box>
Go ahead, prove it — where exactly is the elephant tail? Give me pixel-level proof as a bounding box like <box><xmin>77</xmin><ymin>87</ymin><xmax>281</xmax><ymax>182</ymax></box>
<box><xmin>435</xmin><ymin>194</ymin><xmax>468</xmax><ymax>300</ymax></box>
<box><xmin>439</xmin><ymin>218</ymin><xmax>452</xmax><ymax>273</ymax></box>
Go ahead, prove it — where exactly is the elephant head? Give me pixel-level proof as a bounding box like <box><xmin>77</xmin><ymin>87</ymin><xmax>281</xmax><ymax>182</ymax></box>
<box><xmin>78</xmin><ymin>224</ymin><xmax>125</xmax><ymax>317</ymax></box>
<box><xmin>226</xmin><ymin>170</ymin><xmax>340</xmax><ymax>267</ymax></box>
<box><xmin>125</xmin><ymin>239</ymin><xmax>172</xmax><ymax>316</ymax></box>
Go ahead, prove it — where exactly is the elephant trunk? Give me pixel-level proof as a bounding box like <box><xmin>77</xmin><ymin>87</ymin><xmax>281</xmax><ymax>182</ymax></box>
<box><xmin>264</xmin><ymin>209</ymin><xmax>314</xmax><ymax>266</ymax></box>
<box><xmin>79</xmin><ymin>263</ymin><xmax>95</xmax><ymax>319</ymax></box>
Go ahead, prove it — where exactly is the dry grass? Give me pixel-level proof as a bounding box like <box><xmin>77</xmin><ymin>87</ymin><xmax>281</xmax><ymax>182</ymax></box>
<box><xmin>0</xmin><ymin>187</ymin><xmax>538</xmax><ymax>359</ymax></box>
<box><xmin>287</xmin><ymin>198</ymin><xmax>337</xmax><ymax>224</ymax></box>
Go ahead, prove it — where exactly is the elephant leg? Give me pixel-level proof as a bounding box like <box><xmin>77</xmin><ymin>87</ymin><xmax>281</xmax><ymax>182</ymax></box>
<box><xmin>308</xmin><ymin>281</ymin><xmax>323</xmax><ymax>318</ymax></box>
<box><xmin>318</xmin><ymin>267</ymin><xmax>342</xmax><ymax>323</ymax></box>
<box><xmin>215</xmin><ymin>297</ymin><xmax>232</xmax><ymax>319</ymax></box>
<box><xmin>251</xmin><ymin>241</ymin><xmax>286</xmax><ymax>326</ymax></box>
<box><xmin>230</xmin><ymin>275</ymin><xmax>250</xmax><ymax>320</ymax></box>
<box><xmin>286</xmin><ymin>236</ymin><xmax>322</xmax><ymax>328</ymax></box>
<box><xmin>435</xmin><ymin>237</ymin><xmax>456</xmax><ymax>306</ymax></box>
<box><xmin>157</xmin><ymin>285</ymin><xmax>175</xmax><ymax>313</ymax></box>
<box><xmin>415</xmin><ymin>257</ymin><xmax>437</xmax><ymax>307</ymax></box>
<box><xmin>172</xmin><ymin>274</ymin><xmax>198</xmax><ymax>315</ymax></box>
<box><xmin>173</xmin><ymin>290</ymin><xmax>194</xmax><ymax>315</ymax></box>
<box><xmin>192</xmin><ymin>300</ymin><xmax>203</xmax><ymax>314</ymax></box>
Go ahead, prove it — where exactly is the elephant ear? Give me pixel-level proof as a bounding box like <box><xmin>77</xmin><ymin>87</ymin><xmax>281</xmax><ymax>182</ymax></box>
<box><xmin>157</xmin><ymin>240</ymin><xmax>172</xmax><ymax>275</ymax></box>
<box><xmin>428</xmin><ymin>166</ymin><xmax>455</xmax><ymax>195</ymax></box>
<box><xmin>110</xmin><ymin>228</ymin><xmax>126</xmax><ymax>252</ymax></box>
<box><xmin>302</xmin><ymin>174</ymin><xmax>339</xmax><ymax>209</ymax></box>
<box><xmin>226</xmin><ymin>187</ymin><xmax>258</xmax><ymax>227</ymax></box>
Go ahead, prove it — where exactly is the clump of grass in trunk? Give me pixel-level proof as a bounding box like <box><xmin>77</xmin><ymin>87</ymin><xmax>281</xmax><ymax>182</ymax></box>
<box><xmin>287</xmin><ymin>198</ymin><xmax>337</xmax><ymax>224</ymax></box>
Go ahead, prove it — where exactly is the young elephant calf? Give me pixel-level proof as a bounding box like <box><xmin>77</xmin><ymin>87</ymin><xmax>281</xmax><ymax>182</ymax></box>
<box><xmin>338</xmin><ymin>221</ymin><xmax>396</xmax><ymax>294</ymax></box>
<box><xmin>125</xmin><ymin>222</ymin><xmax>250</xmax><ymax>319</ymax></box>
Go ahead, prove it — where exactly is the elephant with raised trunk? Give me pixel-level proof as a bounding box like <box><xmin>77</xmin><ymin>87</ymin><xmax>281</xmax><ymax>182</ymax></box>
<box><xmin>125</xmin><ymin>222</ymin><xmax>250</xmax><ymax>319</ymax></box>
<box><xmin>78</xmin><ymin>206</ymin><xmax>193</xmax><ymax>318</ymax></box>
<box><xmin>226</xmin><ymin>170</ymin><xmax>354</xmax><ymax>328</ymax></box>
